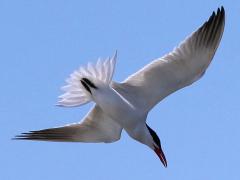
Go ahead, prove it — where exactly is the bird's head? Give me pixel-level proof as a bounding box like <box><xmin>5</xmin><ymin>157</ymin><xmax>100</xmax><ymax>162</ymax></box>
<box><xmin>146</xmin><ymin>123</ymin><xmax>167</xmax><ymax>167</ymax></box>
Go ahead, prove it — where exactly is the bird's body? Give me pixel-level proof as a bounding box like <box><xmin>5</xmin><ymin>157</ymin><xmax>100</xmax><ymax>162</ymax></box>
<box><xmin>93</xmin><ymin>84</ymin><xmax>144</xmax><ymax>128</ymax></box>
<box><xmin>87</xmin><ymin>80</ymin><xmax>152</xmax><ymax>149</ymax></box>
<box><xmin>15</xmin><ymin>7</ymin><xmax>225</xmax><ymax>168</ymax></box>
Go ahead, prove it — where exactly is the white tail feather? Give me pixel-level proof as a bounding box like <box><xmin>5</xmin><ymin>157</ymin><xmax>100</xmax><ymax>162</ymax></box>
<box><xmin>57</xmin><ymin>51</ymin><xmax>117</xmax><ymax>107</ymax></box>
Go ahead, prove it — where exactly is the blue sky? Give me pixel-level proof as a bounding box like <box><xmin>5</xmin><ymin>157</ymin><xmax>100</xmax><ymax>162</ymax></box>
<box><xmin>1</xmin><ymin>1</ymin><xmax>240</xmax><ymax>180</ymax></box>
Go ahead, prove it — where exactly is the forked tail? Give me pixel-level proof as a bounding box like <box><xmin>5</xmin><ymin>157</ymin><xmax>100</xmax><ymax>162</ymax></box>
<box><xmin>57</xmin><ymin>51</ymin><xmax>117</xmax><ymax>107</ymax></box>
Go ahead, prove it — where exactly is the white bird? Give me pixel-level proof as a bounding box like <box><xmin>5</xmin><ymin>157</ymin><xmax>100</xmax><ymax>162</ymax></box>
<box><xmin>15</xmin><ymin>7</ymin><xmax>225</xmax><ymax>167</ymax></box>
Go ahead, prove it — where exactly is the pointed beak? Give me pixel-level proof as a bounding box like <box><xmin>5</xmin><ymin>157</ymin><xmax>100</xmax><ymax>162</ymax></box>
<box><xmin>154</xmin><ymin>146</ymin><xmax>167</xmax><ymax>167</ymax></box>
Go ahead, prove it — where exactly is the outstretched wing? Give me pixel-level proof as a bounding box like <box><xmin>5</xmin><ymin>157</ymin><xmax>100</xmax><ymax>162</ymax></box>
<box><xmin>14</xmin><ymin>105</ymin><xmax>122</xmax><ymax>143</ymax></box>
<box><xmin>115</xmin><ymin>7</ymin><xmax>225</xmax><ymax>112</ymax></box>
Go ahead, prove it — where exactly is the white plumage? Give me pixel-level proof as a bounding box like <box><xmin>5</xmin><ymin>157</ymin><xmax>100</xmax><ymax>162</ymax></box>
<box><xmin>57</xmin><ymin>52</ymin><xmax>117</xmax><ymax>107</ymax></box>
<box><xmin>15</xmin><ymin>7</ymin><xmax>225</xmax><ymax>167</ymax></box>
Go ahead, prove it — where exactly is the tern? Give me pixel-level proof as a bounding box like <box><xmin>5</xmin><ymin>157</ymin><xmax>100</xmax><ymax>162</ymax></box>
<box><xmin>15</xmin><ymin>7</ymin><xmax>225</xmax><ymax>167</ymax></box>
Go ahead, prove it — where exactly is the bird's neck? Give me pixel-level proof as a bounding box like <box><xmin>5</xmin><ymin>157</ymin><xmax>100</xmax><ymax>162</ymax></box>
<box><xmin>125</xmin><ymin>123</ymin><xmax>153</xmax><ymax>149</ymax></box>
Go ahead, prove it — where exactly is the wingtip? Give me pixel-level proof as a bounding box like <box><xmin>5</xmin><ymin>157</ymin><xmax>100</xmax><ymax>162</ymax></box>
<box><xmin>211</xmin><ymin>6</ymin><xmax>225</xmax><ymax>18</ymax></box>
<box><xmin>12</xmin><ymin>134</ymin><xmax>26</xmax><ymax>140</ymax></box>
<box><xmin>218</xmin><ymin>6</ymin><xmax>225</xmax><ymax>17</ymax></box>
<box><xmin>13</xmin><ymin>131</ymin><xmax>36</xmax><ymax>140</ymax></box>
<box><xmin>221</xmin><ymin>6</ymin><xmax>225</xmax><ymax>18</ymax></box>
<box><xmin>113</xmin><ymin>50</ymin><xmax>118</xmax><ymax>60</ymax></box>
<box><xmin>13</xmin><ymin>131</ymin><xmax>43</xmax><ymax>141</ymax></box>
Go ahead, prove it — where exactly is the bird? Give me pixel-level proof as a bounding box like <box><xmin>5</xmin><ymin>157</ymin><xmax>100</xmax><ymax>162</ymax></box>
<box><xmin>14</xmin><ymin>7</ymin><xmax>225</xmax><ymax>168</ymax></box>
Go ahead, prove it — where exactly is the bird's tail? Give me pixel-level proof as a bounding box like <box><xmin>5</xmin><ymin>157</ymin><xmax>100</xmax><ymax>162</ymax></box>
<box><xmin>57</xmin><ymin>51</ymin><xmax>117</xmax><ymax>107</ymax></box>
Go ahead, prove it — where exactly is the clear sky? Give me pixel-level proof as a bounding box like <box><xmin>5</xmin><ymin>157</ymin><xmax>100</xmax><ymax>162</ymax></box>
<box><xmin>1</xmin><ymin>1</ymin><xmax>240</xmax><ymax>180</ymax></box>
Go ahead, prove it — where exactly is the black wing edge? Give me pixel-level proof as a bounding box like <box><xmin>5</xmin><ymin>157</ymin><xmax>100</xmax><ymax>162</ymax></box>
<box><xmin>12</xmin><ymin>127</ymin><xmax>76</xmax><ymax>141</ymax></box>
<box><xmin>197</xmin><ymin>6</ymin><xmax>225</xmax><ymax>49</ymax></box>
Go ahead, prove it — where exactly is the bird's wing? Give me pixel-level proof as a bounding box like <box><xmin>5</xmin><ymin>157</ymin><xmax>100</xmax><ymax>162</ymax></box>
<box><xmin>114</xmin><ymin>7</ymin><xmax>225</xmax><ymax>112</ymax></box>
<box><xmin>15</xmin><ymin>105</ymin><xmax>122</xmax><ymax>143</ymax></box>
